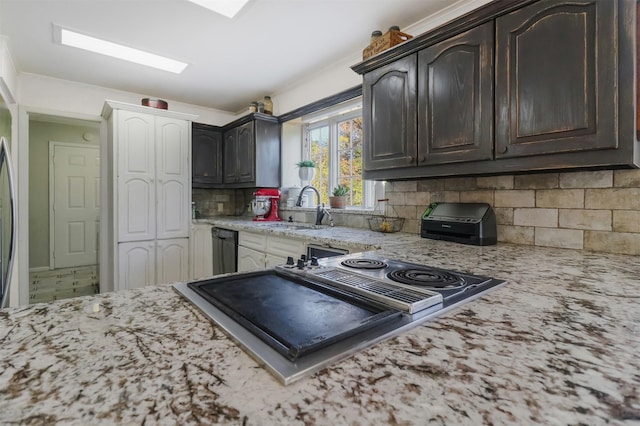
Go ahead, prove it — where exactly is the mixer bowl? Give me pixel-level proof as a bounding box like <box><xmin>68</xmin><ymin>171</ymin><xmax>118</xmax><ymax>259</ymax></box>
<box><xmin>251</xmin><ymin>197</ymin><xmax>271</xmax><ymax>216</ymax></box>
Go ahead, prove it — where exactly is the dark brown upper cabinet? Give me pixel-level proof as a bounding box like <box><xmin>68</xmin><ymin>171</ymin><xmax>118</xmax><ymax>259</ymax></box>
<box><xmin>192</xmin><ymin>123</ymin><xmax>223</xmax><ymax>188</ymax></box>
<box><xmin>222</xmin><ymin>113</ymin><xmax>280</xmax><ymax>188</ymax></box>
<box><xmin>495</xmin><ymin>0</ymin><xmax>616</xmax><ymax>158</ymax></box>
<box><xmin>363</xmin><ymin>55</ymin><xmax>417</xmax><ymax>171</ymax></box>
<box><xmin>352</xmin><ymin>0</ymin><xmax>638</xmax><ymax>180</ymax></box>
<box><xmin>418</xmin><ymin>21</ymin><xmax>494</xmax><ymax>165</ymax></box>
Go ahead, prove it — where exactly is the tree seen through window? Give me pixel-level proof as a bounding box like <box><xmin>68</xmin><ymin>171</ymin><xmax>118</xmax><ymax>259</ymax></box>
<box><xmin>307</xmin><ymin>112</ymin><xmax>365</xmax><ymax>207</ymax></box>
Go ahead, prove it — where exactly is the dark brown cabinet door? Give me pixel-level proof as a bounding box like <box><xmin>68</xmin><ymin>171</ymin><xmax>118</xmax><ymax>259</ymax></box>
<box><xmin>418</xmin><ymin>22</ymin><xmax>494</xmax><ymax>165</ymax></box>
<box><xmin>363</xmin><ymin>54</ymin><xmax>417</xmax><ymax>172</ymax></box>
<box><xmin>235</xmin><ymin>121</ymin><xmax>255</xmax><ymax>183</ymax></box>
<box><xmin>192</xmin><ymin>123</ymin><xmax>222</xmax><ymax>187</ymax></box>
<box><xmin>495</xmin><ymin>0</ymin><xmax>617</xmax><ymax>159</ymax></box>
<box><xmin>223</xmin><ymin>127</ymin><xmax>242</xmax><ymax>183</ymax></box>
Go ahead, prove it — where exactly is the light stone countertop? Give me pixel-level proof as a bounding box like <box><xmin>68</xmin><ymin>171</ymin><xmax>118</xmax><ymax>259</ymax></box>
<box><xmin>1</xmin><ymin>219</ymin><xmax>639</xmax><ymax>425</ymax></box>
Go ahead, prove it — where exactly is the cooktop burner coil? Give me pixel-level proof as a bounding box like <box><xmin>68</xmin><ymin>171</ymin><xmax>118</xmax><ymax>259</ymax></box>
<box><xmin>387</xmin><ymin>268</ymin><xmax>465</xmax><ymax>290</ymax></box>
<box><xmin>341</xmin><ymin>258</ymin><xmax>388</xmax><ymax>270</ymax></box>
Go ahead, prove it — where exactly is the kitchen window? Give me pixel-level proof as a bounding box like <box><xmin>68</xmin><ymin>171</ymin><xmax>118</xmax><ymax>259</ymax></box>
<box><xmin>302</xmin><ymin>102</ymin><xmax>376</xmax><ymax>209</ymax></box>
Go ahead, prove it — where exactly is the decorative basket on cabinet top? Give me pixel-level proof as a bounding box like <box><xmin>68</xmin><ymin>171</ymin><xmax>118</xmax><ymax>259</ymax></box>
<box><xmin>141</xmin><ymin>98</ymin><xmax>168</xmax><ymax>109</ymax></box>
<box><xmin>362</xmin><ymin>28</ymin><xmax>412</xmax><ymax>60</ymax></box>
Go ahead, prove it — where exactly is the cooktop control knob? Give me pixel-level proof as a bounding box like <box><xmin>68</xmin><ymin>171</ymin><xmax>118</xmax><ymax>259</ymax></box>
<box><xmin>297</xmin><ymin>259</ymin><xmax>306</xmax><ymax>269</ymax></box>
<box><xmin>300</xmin><ymin>254</ymin><xmax>307</xmax><ymax>262</ymax></box>
<box><xmin>286</xmin><ymin>256</ymin><xmax>295</xmax><ymax>266</ymax></box>
<box><xmin>310</xmin><ymin>257</ymin><xmax>319</xmax><ymax>266</ymax></box>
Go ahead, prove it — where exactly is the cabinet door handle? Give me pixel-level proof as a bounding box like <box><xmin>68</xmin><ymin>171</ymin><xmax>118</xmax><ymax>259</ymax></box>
<box><xmin>408</xmin><ymin>156</ymin><xmax>415</xmax><ymax>163</ymax></box>
<box><xmin>419</xmin><ymin>155</ymin><xmax>426</xmax><ymax>163</ymax></box>
<box><xmin>499</xmin><ymin>145</ymin><xmax>508</xmax><ymax>154</ymax></box>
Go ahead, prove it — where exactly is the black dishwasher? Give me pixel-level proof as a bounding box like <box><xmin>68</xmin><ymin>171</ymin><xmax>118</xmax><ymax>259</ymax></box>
<box><xmin>211</xmin><ymin>228</ymin><xmax>237</xmax><ymax>274</ymax></box>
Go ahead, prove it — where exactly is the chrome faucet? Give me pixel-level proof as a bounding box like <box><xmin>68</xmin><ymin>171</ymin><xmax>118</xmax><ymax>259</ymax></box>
<box><xmin>296</xmin><ymin>185</ymin><xmax>333</xmax><ymax>226</ymax></box>
<box><xmin>320</xmin><ymin>205</ymin><xmax>334</xmax><ymax>227</ymax></box>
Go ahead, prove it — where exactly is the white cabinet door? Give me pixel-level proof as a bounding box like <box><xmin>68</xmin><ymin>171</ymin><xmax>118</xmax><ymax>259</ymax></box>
<box><xmin>237</xmin><ymin>246</ymin><xmax>265</xmax><ymax>272</ymax></box>
<box><xmin>156</xmin><ymin>238</ymin><xmax>189</xmax><ymax>285</ymax></box>
<box><xmin>190</xmin><ymin>224</ymin><xmax>213</xmax><ymax>280</ymax></box>
<box><xmin>156</xmin><ymin>117</ymin><xmax>190</xmax><ymax>239</ymax></box>
<box><xmin>118</xmin><ymin>241</ymin><xmax>155</xmax><ymax>290</ymax></box>
<box><xmin>117</xmin><ymin>110</ymin><xmax>155</xmax><ymax>242</ymax></box>
<box><xmin>117</xmin><ymin>238</ymin><xmax>188</xmax><ymax>290</ymax></box>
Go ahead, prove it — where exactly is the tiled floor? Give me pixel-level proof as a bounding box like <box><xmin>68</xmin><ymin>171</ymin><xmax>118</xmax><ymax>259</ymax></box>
<box><xmin>29</xmin><ymin>265</ymin><xmax>99</xmax><ymax>304</ymax></box>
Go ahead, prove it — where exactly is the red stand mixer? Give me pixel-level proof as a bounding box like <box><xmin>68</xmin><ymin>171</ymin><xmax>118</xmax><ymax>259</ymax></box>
<box><xmin>251</xmin><ymin>188</ymin><xmax>282</xmax><ymax>221</ymax></box>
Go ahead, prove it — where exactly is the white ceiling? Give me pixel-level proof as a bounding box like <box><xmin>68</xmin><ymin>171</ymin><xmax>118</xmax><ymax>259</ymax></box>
<box><xmin>0</xmin><ymin>0</ymin><xmax>458</xmax><ymax>113</ymax></box>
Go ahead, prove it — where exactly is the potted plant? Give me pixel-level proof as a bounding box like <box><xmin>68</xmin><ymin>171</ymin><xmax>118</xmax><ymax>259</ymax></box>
<box><xmin>296</xmin><ymin>160</ymin><xmax>316</xmax><ymax>184</ymax></box>
<box><xmin>329</xmin><ymin>184</ymin><xmax>349</xmax><ymax>209</ymax></box>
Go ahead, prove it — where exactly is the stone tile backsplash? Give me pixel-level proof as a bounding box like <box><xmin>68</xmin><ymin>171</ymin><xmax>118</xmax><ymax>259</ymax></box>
<box><xmin>385</xmin><ymin>169</ymin><xmax>640</xmax><ymax>256</ymax></box>
<box><xmin>192</xmin><ymin>188</ymin><xmax>255</xmax><ymax>218</ymax></box>
<box><xmin>194</xmin><ymin>169</ymin><xmax>640</xmax><ymax>256</ymax></box>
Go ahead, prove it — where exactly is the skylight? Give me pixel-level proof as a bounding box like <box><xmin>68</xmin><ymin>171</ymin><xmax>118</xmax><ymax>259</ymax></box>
<box><xmin>54</xmin><ymin>26</ymin><xmax>188</xmax><ymax>74</ymax></box>
<box><xmin>187</xmin><ymin>0</ymin><xmax>250</xmax><ymax>18</ymax></box>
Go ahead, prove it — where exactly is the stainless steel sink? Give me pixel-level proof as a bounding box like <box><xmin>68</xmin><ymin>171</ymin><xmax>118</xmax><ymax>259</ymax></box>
<box><xmin>261</xmin><ymin>222</ymin><xmax>320</xmax><ymax>231</ymax></box>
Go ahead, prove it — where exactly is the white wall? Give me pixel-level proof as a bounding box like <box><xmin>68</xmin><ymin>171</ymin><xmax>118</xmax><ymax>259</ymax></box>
<box><xmin>280</xmin><ymin>121</ymin><xmax>303</xmax><ymax>188</ymax></box>
<box><xmin>0</xmin><ymin>36</ymin><xmax>17</xmax><ymax>104</ymax></box>
<box><xmin>18</xmin><ymin>73</ymin><xmax>236</xmax><ymax>126</ymax></box>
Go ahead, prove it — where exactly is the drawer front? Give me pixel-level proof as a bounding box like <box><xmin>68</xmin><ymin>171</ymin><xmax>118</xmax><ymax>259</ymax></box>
<box><xmin>239</xmin><ymin>231</ymin><xmax>267</xmax><ymax>251</ymax></box>
<box><xmin>267</xmin><ymin>236</ymin><xmax>305</xmax><ymax>259</ymax></box>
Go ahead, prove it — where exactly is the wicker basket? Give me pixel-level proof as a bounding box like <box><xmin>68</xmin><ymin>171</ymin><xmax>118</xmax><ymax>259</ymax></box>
<box><xmin>368</xmin><ymin>216</ymin><xmax>405</xmax><ymax>233</ymax></box>
<box><xmin>368</xmin><ymin>199</ymin><xmax>405</xmax><ymax>233</ymax></box>
<box><xmin>363</xmin><ymin>29</ymin><xmax>413</xmax><ymax>60</ymax></box>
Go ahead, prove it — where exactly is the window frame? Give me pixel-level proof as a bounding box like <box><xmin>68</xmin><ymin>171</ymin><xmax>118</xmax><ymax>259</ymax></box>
<box><xmin>302</xmin><ymin>106</ymin><xmax>375</xmax><ymax>209</ymax></box>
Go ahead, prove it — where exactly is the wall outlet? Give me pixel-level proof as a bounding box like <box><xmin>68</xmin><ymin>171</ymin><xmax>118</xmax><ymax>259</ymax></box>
<box><xmin>217</xmin><ymin>203</ymin><xmax>224</xmax><ymax>212</ymax></box>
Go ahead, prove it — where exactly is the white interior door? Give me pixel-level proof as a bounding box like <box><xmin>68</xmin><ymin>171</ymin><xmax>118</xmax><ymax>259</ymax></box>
<box><xmin>50</xmin><ymin>143</ymin><xmax>100</xmax><ymax>269</ymax></box>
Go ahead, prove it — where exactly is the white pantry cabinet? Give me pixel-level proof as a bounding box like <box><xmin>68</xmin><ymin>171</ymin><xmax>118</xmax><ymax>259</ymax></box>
<box><xmin>102</xmin><ymin>101</ymin><xmax>197</xmax><ymax>291</ymax></box>
<box><xmin>116</xmin><ymin>110</ymin><xmax>190</xmax><ymax>241</ymax></box>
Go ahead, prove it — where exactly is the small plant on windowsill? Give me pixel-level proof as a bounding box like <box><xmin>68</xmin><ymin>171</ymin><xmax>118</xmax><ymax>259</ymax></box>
<box><xmin>296</xmin><ymin>160</ymin><xmax>316</xmax><ymax>184</ymax></box>
<box><xmin>295</xmin><ymin>160</ymin><xmax>316</xmax><ymax>168</ymax></box>
<box><xmin>329</xmin><ymin>184</ymin><xmax>349</xmax><ymax>209</ymax></box>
